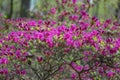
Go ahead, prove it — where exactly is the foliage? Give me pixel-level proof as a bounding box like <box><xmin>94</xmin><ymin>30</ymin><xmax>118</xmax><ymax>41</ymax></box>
<box><xmin>0</xmin><ymin>0</ymin><xmax>120</xmax><ymax>80</ymax></box>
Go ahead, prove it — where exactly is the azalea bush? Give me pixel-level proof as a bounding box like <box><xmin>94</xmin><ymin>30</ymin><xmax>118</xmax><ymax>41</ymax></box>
<box><xmin>0</xmin><ymin>0</ymin><xmax>120</xmax><ymax>80</ymax></box>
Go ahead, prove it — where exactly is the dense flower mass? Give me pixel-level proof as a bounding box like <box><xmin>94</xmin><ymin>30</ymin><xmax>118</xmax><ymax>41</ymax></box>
<box><xmin>0</xmin><ymin>0</ymin><xmax>120</xmax><ymax>80</ymax></box>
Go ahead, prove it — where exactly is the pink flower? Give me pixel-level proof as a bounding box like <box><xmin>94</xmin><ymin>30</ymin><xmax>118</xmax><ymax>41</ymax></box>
<box><xmin>27</xmin><ymin>20</ymin><xmax>37</xmax><ymax>26</ymax></box>
<box><xmin>73</xmin><ymin>40</ymin><xmax>81</xmax><ymax>48</ymax></box>
<box><xmin>74</xmin><ymin>6</ymin><xmax>78</xmax><ymax>12</ymax></box>
<box><xmin>79</xmin><ymin>21</ymin><xmax>89</xmax><ymax>30</ymax></box>
<box><xmin>64</xmin><ymin>33</ymin><xmax>72</xmax><ymax>40</ymax></box>
<box><xmin>59</xmin><ymin>66</ymin><xmax>64</xmax><ymax>72</ymax></box>
<box><xmin>20</xmin><ymin>70</ymin><xmax>26</xmax><ymax>75</ymax></box>
<box><xmin>57</xmin><ymin>25</ymin><xmax>67</xmax><ymax>32</ymax></box>
<box><xmin>38</xmin><ymin>20</ymin><xmax>43</xmax><ymax>25</ymax></box>
<box><xmin>109</xmin><ymin>48</ymin><xmax>117</xmax><ymax>55</ymax></box>
<box><xmin>69</xmin><ymin>15</ymin><xmax>79</xmax><ymax>21</ymax></box>
<box><xmin>0</xmin><ymin>68</ymin><xmax>8</xmax><ymax>75</ymax></box>
<box><xmin>38</xmin><ymin>33</ymin><xmax>44</xmax><ymax>41</ymax></box>
<box><xmin>64</xmin><ymin>48</ymin><xmax>70</xmax><ymax>53</ymax></box>
<box><xmin>107</xmin><ymin>71</ymin><xmax>115</xmax><ymax>77</ymax></box>
<box><xmin>44</xmin><ymin>50</ymin><xmax>53</xmax><ymax>56</ymax></box>
<box><xmin>14</xmin><ymin>64</ymin><xmax>20</xmax><ymax>69</ymax></box>
<box><xmin>46</xmin><ymin>37</ymin><xmax>54</xmax><ymax>48</ymax></box>
<box><xmin>66</xmin><ymin>39</ymin><xmax>73</xmax><ymax>46</ymax></box>
<box><xmin>71</xmin><ymin>73</ymin><xmax>77</xmax><ymax>79</ymax></box>
<box><xmin>71</xmin><ymin>62</ymin><xmax>83</xmax><ymax>72</ymax></box>
<box><xmin>83</xmin><ymin>57</ymin><xmax>88</xmax><ymax>61</ymax></box>
<box><xmin>16</xmin><ymin>50</ymin><xmax>21</xmax><ymax>58</ymax></box>
<box><xmin>115</xmin><ymin>68</ymin><xmax>120</xmax><ymax>73</ymax></box>
<box><xmin>0</xmin><ymin>58</ymin><xmax>9</xmax><ymax>64</ymax></box>
<box><xmin>95</xmin><ymin>20</ymin><xmax>101</xmax><ymax>26</ymax></box>
<box><xmin>80</xmin><ymin>10</ymin><xmax>89</xmax><ymax>20</ymax></box>
<box><xmin>84</xmin><ymin>51</ymin><xmax>91</xmax><ymax>56</ymax></box>
<box><xmin>98</xmin><ymin>67</ymin><xmax>104</xmax><ymax>75</ymax></box>
<box><xmin>37</xmin><ymin>56</ymin><xmax>43</xmax><ymax>63</ymax></box>
<box><xmin>70</xmin><ymin>24</ymin><xmax>76</xmax><ymax>31</ymax></box>
<box><xmin>76</xmin><ymin>65</ymin><xmax>83</xmax><ymax>72</ymax></box>
<box><xmin>13</xmin><ymin>37</ymin><xmax>19</xmax><ymax>43</ymax></box>
<box><xmin>71</xmin><ymin>0</ymin><xmax>77</xmax><ymax>4</ymax></box>
<box><xmin>51</xmin><ymin>7</ymin><xmax>56</xmax><ymax>14</ymax></box>
<box><xmin>62</xmin><ymin>0</ymin><xmax>67</xmax><ymax>4</ymax></box>
<box><xmin>80</xmin><ymin>10</ymin><xmax>88</xmax><ymax>16</ymax></box>
<box><xmin>84</xmin><ymin>65</ymin><xmax>89</xmax><ymax>70</ymax></box>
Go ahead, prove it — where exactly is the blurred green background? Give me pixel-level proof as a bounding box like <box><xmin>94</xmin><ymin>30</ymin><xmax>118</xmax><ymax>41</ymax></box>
<box><xmin>0</xmin><ymin>0</ymin><xmax>120</xmax><ymax>21</ymax></box>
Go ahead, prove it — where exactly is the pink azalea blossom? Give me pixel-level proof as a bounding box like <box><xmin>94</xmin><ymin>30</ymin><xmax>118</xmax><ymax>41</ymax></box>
<box><xmin>0</xmin><ymin>58</ymin><xmax>9</xmax><ymax>64</ymax></box>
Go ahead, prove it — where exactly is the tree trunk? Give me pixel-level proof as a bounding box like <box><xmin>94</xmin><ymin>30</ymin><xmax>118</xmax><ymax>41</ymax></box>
<box><xmin>8</xmin><ymin>0</ymin><xmax>13</xmax><ymax>18</ymax></box>
<box><xmin>20</xmin><ymin>0</ymin><xmax>30</xmax><ymax>17</ymax></box>
<box><xmin>115</xmin><ymin>1</ymin><xmax>120</xmax><ymax>22</ymax></box>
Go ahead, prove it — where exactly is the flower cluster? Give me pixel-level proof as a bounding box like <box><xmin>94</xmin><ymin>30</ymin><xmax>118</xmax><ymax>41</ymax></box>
<box><xmin>0</xmin><ymin>0</ymin><xmax>120</xmax><ymax>80</ymax></box>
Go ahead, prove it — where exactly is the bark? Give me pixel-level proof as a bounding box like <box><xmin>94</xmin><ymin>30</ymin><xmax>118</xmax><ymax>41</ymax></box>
<box><xmin>20</xmin><ymin>0</ymin><xmax>30</xmax><ymax>17</ymax></box>
<box><xmin>8</xmin><ymin>0</ymin><xmax>13</xmax><ymax>18</ymax></box>
<box><xmin>115</xmin><ymin>1</ymin><xmax>120</xmax><ymax>22</ymax></box>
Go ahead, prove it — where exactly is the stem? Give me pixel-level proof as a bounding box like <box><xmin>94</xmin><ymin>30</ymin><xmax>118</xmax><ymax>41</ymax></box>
<box><xmin>43</xmin><ymin>63</ymin><xmax>63</xmax><ymax>80</ymax></box>
<box><xmin>30</xmin><ymin>66</ymin><xmax>41</xmax><ymax>80</ymax></box>
<box><xmin>78</xmin><ymin>73</ymin><xmax>82</xmax><ymax>80</ymax></box>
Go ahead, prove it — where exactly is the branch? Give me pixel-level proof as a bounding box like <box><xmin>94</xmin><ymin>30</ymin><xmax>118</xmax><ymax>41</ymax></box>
<box><xmin>30</xmin><ymin>66</ymin><xmax>42</xmax><ymax>80</ymax></box>
<box><xmin>43</xmin><ymin>63</ymin><xmax>63</xmax><ymax>80</ymax></box>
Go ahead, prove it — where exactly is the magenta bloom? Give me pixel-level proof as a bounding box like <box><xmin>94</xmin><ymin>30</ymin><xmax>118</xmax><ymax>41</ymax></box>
<box><xmin>84</xmin><ymin>51</ymin><xmax>91</xmax><ymax>56</ymax></box>
<box><xmin>73</xmin><ymin>40</ymin><xmax>82</xmax><ymax>48</ymax></box>
<box><xmin>71</xmin><ymin>73</ymin><xmax>77</xmax><ymax>79</ymax></box>
<box><xmin>66</xmin><ymin>39</ymin><xmax>73</xmax><ymax>46</ymax></box>
<box><xmin>16</xmin><ymin>50</ymin><xmax>21</xmax><ymax>58</ymax></box>
<box><xmin>62</xmin><ymin>0</ymin><xmax>67</xmax><ymax>4</ymax></box>
<box><xmin>0</xmin><ymin>58</ymin><xmax>9</xmax><ymax>64</ymax></box>
<box><xmin>37</xmin><ymin>56</ymin><xmax>43</xmax><ymax>63</ymax></box>
<box><xmin>75</xmin><ymin>65</ymin><xmax>83</xmax><ymax>72</ymax></box>
<box><xmin>69</xmin><ymin>15</ymin><xmax>79</xmax><ymax>21</ymax></box>
<box><xmin>59</xmin><ymin>66</ymin><xmax>64</xmax><ymax>72</ymax></box>
<box><xmin>38</xmin><ymin>20</ymin><xmax>43</xmax><ymax>25</ymax></box>
<box><xmin>46</xmin><ymin>37</ymin><xmax>55</xmax><ymax>48</ymax></box>
<box><xmin>0</xmin><ymin>68</ymin><xmax>8</xmax><ymax>75</ymax></box>
<box><xmin>64</xmin><ymin>48</ymin><xmax>70</xmax><ymax>53</ymax></box>
<box><xmin>51</xmin><ymin>7</ymin><xmax>56</xmax><ymax>14</ymax></box>
<box><xmin>44</xmin><ymin>50</ymin><xmax>53</xmax><ymax>56</ymax></box>
<box><xmin>84</xmin><ymin>65</ymin><xmax>89</xmax><ymax>70</ymax></box>
<box><xmin>13</xmin><ymin>37</ymin><xmax>19</xmax><ymax>43</ymax></box>
<box><xmin>98</xmin><ymin>67</ymin><xmax>104</xmax><ymax>75</ymax></box>
<box><xmin>107</xmin><ymin>71</ymin><xmax>115</xmax><ymax>77</ymax></box>
<box><xmin>71</xmin><ymin>0</ymin><xmax>77</xmax><ymax>4</ymax></box>
<box><xmin>20</xmin><ymin>70</ymin><xmax>26</xmax><ymax>75</ymax></box>
<box><xmin>71</xmin><ymin>62</ymin><xmax>83</xmax><ymax>72</ymax></box>
<box><xmin>64</xmin><ymin>33</ymin><xmax>72</xmax><ymax>40</ymax></box>
<box><xmin>70</xmin><ymin>24</ymin><xmax>76</xmax><ymax>31</ymax></box>
<box><xmin>115</xmin><ymin>68</ymin><xmax>120</xmax><ymax>73</ymax></box>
